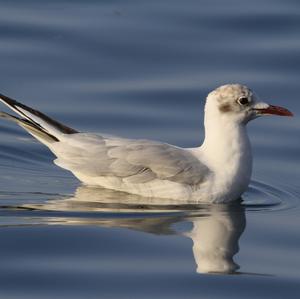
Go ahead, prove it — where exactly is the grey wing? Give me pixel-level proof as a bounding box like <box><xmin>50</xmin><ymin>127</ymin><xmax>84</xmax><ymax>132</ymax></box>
<box><xmin>52</xmin><ymin>134</ymin><xmax>210</xmax><ymax>185</ymax></box>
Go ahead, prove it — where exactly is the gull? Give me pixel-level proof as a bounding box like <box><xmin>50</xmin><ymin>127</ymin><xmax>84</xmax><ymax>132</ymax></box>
<box><xmin>0</xmin><ymin>84</ymin><xmax>292</xmax><ymax>203</ymax></box>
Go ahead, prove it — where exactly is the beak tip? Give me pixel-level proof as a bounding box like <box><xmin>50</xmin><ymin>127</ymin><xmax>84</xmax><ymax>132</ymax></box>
<box><xmin>277</xmin><ymin>107</ymin><xmax>293</xmax><ymax>117</ymax></box>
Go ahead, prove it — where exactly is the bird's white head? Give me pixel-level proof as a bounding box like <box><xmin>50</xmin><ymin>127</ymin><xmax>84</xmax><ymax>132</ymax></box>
<box><xmin>205</xmin><ymin>84</ymin><xmax>293</xmax><ymax>125</ymax></box>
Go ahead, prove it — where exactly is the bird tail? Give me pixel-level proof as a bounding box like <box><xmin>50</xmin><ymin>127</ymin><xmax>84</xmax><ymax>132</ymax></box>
<box><xmin>0</xmin><ymin>94</ymin><xmax>78</xmax><ymax>145</ymax></box>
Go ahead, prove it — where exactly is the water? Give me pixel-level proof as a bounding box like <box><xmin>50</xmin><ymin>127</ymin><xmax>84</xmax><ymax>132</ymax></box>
<box><xmin>0</xmin><ymin>0</ymin><xmax>299</xmax><ymax>298</ymax></box>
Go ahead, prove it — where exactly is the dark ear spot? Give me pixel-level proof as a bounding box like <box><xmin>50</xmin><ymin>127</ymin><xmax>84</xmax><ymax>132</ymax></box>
<box><xmin>219</xmin><ymin>103</ymin><xmax>232</xmax><ymax>113</ymax></box>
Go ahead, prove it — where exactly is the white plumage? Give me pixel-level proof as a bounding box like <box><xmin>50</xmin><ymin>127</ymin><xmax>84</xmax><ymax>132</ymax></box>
<box><xmin>0</xmin><ymin>84</ymin><xmax>292</xmax><ymax>203</ymax></box>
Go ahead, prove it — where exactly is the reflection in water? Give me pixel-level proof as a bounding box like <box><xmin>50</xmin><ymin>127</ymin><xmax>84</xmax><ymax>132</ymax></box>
<box><xmin>23</xmin><ymin>186</ymin><xmax>246</xmax><ymax>274</ymax></box>
<box><xmin>186</xmin><ymin>204</ymin><xmax>245</xmax><ymax>274</ymax></box>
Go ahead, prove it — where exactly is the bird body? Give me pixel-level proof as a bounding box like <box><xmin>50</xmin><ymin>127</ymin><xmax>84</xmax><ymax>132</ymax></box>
<box><xmin>0</xmin><ymin>84</ymin><xmax>292</xmax><ymax>203</ymax></box>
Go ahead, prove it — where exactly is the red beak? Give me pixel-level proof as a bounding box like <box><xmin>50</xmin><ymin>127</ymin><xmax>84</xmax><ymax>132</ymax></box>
<box><xmin>255</xmin><ymin>105</ymin><xmax>293</xmax><ymax>117</ymax></box>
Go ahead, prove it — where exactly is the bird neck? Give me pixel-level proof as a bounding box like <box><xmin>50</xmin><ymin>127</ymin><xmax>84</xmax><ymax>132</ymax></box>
<box><xmin>200</xmin><ymin>112</ymin><xmax>252</xmax><ymax>173</ymax></box>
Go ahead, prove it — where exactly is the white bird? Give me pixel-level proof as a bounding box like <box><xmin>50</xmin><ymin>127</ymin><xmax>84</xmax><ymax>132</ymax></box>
<box><xmin>0</xmin><ymin>84</ymin><xmax>292</xmax><ymax>203</ymax></box>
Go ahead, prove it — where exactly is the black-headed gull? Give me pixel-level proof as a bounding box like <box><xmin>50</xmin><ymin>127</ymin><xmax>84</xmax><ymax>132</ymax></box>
<box><xmin>0</xmin><ymin>84</ymin><xmax>292</xmax><ymax>203</ymax></box>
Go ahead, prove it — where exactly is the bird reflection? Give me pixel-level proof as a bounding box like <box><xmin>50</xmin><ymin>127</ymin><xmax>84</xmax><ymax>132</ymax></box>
<box><xmin>186</xmin><ymin>204</ymin><xmax>245</xmax><ymax>274</ymax></box>
<box><xmin>25</xmin><ymin>186</ymin><xmax>246</xmax><ymax>274</ymax></box>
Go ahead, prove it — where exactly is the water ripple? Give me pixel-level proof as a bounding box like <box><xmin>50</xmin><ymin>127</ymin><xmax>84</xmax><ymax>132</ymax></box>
<box><xmin>0</xmin><ymin>179</ymin><xmax>298</xmax><ymax>218</ymax></box>
<box><xmin>243</xmin><ymin>180</ymin><xmax>299</xmax><ymax>212</ymax></box>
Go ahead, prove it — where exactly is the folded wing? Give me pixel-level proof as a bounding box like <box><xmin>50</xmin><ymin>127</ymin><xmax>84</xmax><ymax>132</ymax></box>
<box><xmin>53</xmin><ymin>134</ymin><xmax>210</xmax><ymax>186</ymax></box>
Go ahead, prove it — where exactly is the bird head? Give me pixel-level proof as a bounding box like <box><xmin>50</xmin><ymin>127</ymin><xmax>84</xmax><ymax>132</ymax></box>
<box><xmin>206</xmin><ymin>84</ymin><xmax>293</xmax><ymax>125</ymax></box>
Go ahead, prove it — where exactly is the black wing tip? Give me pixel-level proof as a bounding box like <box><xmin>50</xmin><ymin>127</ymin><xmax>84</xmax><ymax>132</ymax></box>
<box><xmin>0</xmin><ymin>93</ymin><xmax>17</xmax><ymax>104</ymax></box>
<box><xmin>0</xmin><ymin>93</ymin><xmax>16</xmax><ymax>100</ymax></box>
<box><xmin>0</xmin><ymin>92</ymin><xmax>79</xmax><ymax>135</ymax></box>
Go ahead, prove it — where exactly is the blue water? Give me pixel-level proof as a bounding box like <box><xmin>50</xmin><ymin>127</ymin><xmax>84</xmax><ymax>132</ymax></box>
<box><xmin>0</xmin><ymin>0</ymin><xmax>299</xmax><ymax>298</ymax></box>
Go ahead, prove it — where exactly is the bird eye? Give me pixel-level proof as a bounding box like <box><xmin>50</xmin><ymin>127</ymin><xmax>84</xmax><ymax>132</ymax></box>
<box><xmin>237</xmin><ymin>97</ymin><xmax>249</xmax><ymax>105</ymax></box>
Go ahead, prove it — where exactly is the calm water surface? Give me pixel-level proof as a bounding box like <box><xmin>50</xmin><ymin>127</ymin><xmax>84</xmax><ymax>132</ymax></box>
<box><xmin>0</xmin><ymin>0</ymin><xmax>299</xmax><ymax>298</ymax></box>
